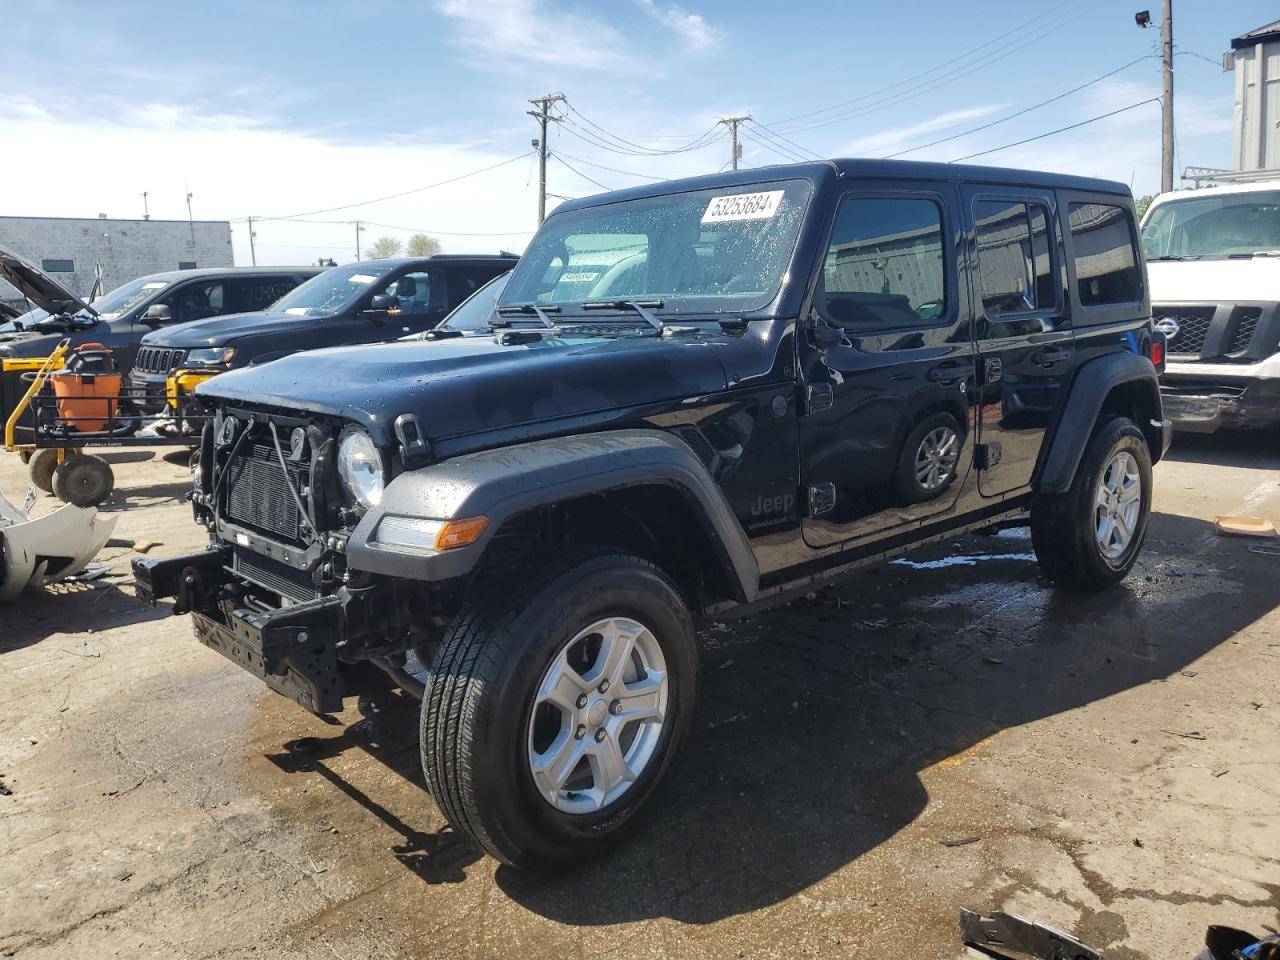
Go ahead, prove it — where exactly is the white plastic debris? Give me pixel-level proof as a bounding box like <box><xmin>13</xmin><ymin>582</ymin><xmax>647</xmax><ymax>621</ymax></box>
<box><xmin>0</xmin><ymin>486</ymin><xmax>117</xmax><ymax>602</ymax></box>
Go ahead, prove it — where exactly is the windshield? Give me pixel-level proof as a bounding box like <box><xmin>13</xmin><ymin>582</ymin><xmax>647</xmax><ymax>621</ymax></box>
<box><xmin>272</xmin><ymin>262</ymin><xmax>395</xmax><ymax>318</ymax></box>
<box><xmin>1141</xmin><ymin>190</ymin><xmax>1280</xmax><ymax>258</ymax></box>
<box><xmin>502</xmin><ymin>179</ymin><xmax>812</xmax><ymax>315</ymax></box>
<box><xmin>94</xmin><ymin>276</ymin><xmax>171</xmax><ymax>320</ymax></box>
<box><xmin>437</xmin><ymin>271</ymin><xmax>510</xmax><ymax>332</ymax></box>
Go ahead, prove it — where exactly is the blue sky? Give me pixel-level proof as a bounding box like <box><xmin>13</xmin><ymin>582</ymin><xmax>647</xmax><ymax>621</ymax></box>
<box><xmin>3</xmin><ymin>0</ymin><xmax>1273</xmax><ymax>264</ymax></box>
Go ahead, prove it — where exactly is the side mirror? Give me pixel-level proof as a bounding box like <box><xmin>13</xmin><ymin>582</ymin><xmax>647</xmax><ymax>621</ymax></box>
<box><xmin>366</xmin><ymin>294</ymin><xmax>396</xmax><ymax>316</ymax></box>
<box><xmin>142</xmin><ymin>303</ymin><xmax>172</xmax><ymax>326</ymax></box>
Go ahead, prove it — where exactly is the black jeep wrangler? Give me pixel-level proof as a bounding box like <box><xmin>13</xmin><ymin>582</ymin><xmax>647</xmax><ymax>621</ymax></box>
<box><xmin>137</xmin><ymin>159</ymin><xmax>1171</xmax><ymax>870</ymax></box>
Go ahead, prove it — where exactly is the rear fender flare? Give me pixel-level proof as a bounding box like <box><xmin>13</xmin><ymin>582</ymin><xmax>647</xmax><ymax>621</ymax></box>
<box><xmin>1037</xmin><ymin>352</ymin><xmax>1164</xmax><ymax>494</ymax></box>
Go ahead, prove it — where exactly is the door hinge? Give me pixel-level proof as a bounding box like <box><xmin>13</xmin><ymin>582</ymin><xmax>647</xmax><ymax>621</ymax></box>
<box><xmin>806</xmin><ymin>383</ymin><xmax>833</xmax><ymax>415</ymax></box>
<box><xmin>808</xmin><ymin>482</ymin><xmax>836</xmax><ymax>517</ymax></box>
<box><xmin>976</xmin><ymin>442</ymin><xmax>1003</xmax><ymax>470</ymax></box>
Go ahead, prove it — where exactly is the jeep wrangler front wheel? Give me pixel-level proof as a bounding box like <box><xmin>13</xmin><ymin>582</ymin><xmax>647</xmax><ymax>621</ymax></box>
<box><xmin>421</xmin><ymin>551</ymin><xmax>698</xmax><ymax>869</ymax></box>
<box><xmin>1031</xmin><ymin>416</ymin><xmax>1152</xmax><ymax>591</ymax></box>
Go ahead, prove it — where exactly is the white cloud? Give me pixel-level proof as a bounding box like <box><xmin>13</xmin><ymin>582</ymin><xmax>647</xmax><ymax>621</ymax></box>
<box><xmin>0</xmin><ymin>94</ymin><xmax>542</xmax><ymax>266</ymax></box>
<box><xmin>432</xmin><ymin>0</ymin><xmax>627</xmax><ymax>70</ymax></box>
<box><xmin>633</xmin><ymin>0</ymin><xmax>719</xmax><ymax>51</ymax></box>
<box><xmin>833</xmin><ymin>105</ymin><xmax>1007</xmax><ymax>158</ymax></box>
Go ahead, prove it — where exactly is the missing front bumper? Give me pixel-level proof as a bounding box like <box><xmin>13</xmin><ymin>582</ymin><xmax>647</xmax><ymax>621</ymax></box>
<box><xmin>134</xmin><ymin>549</ymin><xmax>347</xmax><ymax>714</ymax></box>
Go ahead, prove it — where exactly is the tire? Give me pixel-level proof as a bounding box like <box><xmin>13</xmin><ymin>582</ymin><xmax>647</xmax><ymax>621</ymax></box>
<box><xmin>421</xmin><ymin>550</ymin><xmax>698</xmax><ymax>869</ymax></box>
<box><xmin>28</xmin><ymin>448</ymin><xmax>59</xmax><ymax>493</ymax></box>
<box><xmin>52</xmin><ymin>453</ymin><xmax>115</xmax><ymax>507</ymax></box>
<box><xmin>1031</xmin><ymin>416</ymin><xmax>1152</xmax><ymax>591</ymax></box>
<box><xmin>892</xmin><ymin>411</ymin><xmax>962</xmax><ymax>504</ymax></box>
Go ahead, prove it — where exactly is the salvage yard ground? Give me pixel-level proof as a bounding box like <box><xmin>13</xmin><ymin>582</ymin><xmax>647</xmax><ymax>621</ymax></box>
<box><xmin>1</xmin><ymin>436</ymin><xmax>1277</xmax><ymax>959</ymax></box>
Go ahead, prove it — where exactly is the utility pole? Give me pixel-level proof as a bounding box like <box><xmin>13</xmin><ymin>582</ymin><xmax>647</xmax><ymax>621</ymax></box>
<box><xmin>141</xmin><ymin>191</ymin><xmax>150</xmax><ymax>221</ymax></box>
<box><xmin>718</xmin><ymin>116</ymin><xmax>749</xmax><ymax>170</ymax></box>
<box><xmin>1137</xmin><ymin>6</ymin><xmax>1175</xmax><ymax>192</ymax></box>
<box><xmin>1160</xmin><ymin>0</ymin><xmax>1174</xmax><ymax>193</ymax></box>
<box><xmin>247</xmin><ymin>216</ymin><xmax>257</xmax><ymax>266</ymax></box>
<box><xmin>354</xmin><ymin>220</ymin><xmax>364</xmax><ymax>260</ymax></box>
<box><xmin>528</xmin><ymin>93</ymin><xmax>565</xmax><ymax>224</ymax></box>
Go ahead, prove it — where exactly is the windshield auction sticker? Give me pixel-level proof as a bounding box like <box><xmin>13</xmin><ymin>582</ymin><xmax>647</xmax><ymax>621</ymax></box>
<box><xmin>701</xmin><ymin>190</ymin><xmax>785</xmax><ymax>223</ymax></box>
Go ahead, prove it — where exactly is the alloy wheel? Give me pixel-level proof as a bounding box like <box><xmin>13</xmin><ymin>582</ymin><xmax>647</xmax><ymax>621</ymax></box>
<box><xmin>527</xmin><ymin>617</ymin><xmax>669</xmax><ymax>815</ymax></box>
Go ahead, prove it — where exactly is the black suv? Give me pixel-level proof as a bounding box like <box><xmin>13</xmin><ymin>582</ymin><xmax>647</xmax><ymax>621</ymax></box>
<box><xmin>128</xmin><ymin>255</ymin><xmax>518</xmax><ymax>410</ymax></box>
<box><xmin>0</xmin><ymin>247</ymin><xmax>320</xmax><ymax>370</ymax></box>
<box><xmin>138</xmin><ymin>159</ymin><xmax>1170</xmax><ymax>870</ymax></box>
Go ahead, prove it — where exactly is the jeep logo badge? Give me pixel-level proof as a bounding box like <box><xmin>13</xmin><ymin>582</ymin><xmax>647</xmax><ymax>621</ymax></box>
<box><xmin>1154</xmin><ymin>316</ymin><xmax>1180</xmax><ymax>339</ymax></box>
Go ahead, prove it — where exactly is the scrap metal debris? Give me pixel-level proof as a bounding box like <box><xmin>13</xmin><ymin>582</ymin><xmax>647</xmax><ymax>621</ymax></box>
<box><xmin>0</xmin><ymin>486</ymin><xmax>116</xmax><ymax>602</ymax></box>
<box><xmin>960</xmin><ymin>908</ymin><xmax>1103</xmax><ymax>960</ymax></box>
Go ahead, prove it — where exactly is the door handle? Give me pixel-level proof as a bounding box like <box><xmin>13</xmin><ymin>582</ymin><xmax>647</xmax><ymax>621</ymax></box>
<box><xmin>1031</xmin><ymin>346</ymin><xmax>1071</xmax><ymax>366</ymax></box>
<box><xmin>927</xmin><ymin>360</ymin><xmax>970</xmax><ymax>383</ymax></box>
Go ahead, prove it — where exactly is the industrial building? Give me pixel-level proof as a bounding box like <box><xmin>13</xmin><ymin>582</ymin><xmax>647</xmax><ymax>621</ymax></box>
<box><xmin>0</xmin><ymin>215</ymin><xmax>232</xmax><ymax>310</ymax></box>
<box><xmin>1230</xmin><ymin>19</ymin><xmax>1280</xmax><ymax>174</ymax></box>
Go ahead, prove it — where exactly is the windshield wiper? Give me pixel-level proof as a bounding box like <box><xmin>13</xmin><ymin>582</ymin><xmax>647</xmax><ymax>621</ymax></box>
<box><xmin>1147</xmin><ymin>255</ymin><xmax>1201</xmax><ymax>261</ymax></box>
<box><xmin>579</xmin><ymin>299</ymin><xmax>664</xmax><ymax>333</ymax></box>
<box><xmin>493</xmin><ymin>302</ymin><xmax>559</xmax><ymax>329</ymax></box>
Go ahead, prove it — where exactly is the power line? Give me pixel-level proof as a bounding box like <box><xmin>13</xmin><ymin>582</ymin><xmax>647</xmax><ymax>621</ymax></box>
<box><xmin>743</xmin><ymin>124</ymin><xmax>810</xmax><ymax>164</ymax></box>
<box><xmin>746</xmin><ymin>118</ymin><xmax>822</xmax><ymax>161</ymax></box>
<box><xmin>357</xmin><ymin>220</ymin><xmax>534</xmax><ymax>237</ymax></box>
<box><xmin>948</xmin><ymin>98</ymin><xmax>1161</xmax><ymax>163</ymax></box>
<box><xmin>551</xmin><ymin>153</ymin><xmax>614</xmax><ymax>192</ymax></box>
<box><xmin>768</xmin><ymin>1</ymin><xmax>1077</xmax><ymax>129</ymax></box>
<box><xmin>555</xmin><ymin>115</ymin><xmax>725</xmax><ymax>158</ymax></box>
<box><xmin>884</xmin><ymin>55</ymin><xmax>1155</xmax><ymax>159</ymax></box>
<box><xmin>242</xmin><ymin>152</ymin><xmax>534</xmax><ymax>222</ymax></box>
<box><xmin>769</xmin><ymin>0</ymin><xmax>1108</xmax><ymax>135</ymax></box>
<box><xmin>548</xmin><ymin>150</ymin><xmax>668</xmax><ymax>181</ymax></box>
<box><xmin>561</xmin><ymin>100</ymin><xmax>724</xmax><ymax>155</ymax></box>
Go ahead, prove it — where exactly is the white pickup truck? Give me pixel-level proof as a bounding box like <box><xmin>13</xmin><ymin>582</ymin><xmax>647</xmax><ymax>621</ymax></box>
<box><xmin>1141</xmin><ymin>180</ymin><xmax>1280</xmax><ymax>434</ymax></box>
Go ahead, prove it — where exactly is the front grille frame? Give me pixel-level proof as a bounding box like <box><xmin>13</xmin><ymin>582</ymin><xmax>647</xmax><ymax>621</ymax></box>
<box><xmin>134</xmin><ymin>346</ymin><xmax>188</xmax><ymax>374</ymax></box>
<box><xmin>1153</xmin><ymin>300</ymin><xmax>1280</xmax><ymax>364</ymax></box>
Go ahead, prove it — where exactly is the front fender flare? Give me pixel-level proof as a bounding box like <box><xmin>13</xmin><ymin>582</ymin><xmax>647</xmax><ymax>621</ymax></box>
<box><xmin>346</xmin><ymin>429</ymin><xmax>760</xmax><ymax>602</ymax></box>
<box><xmin>1037</xmin><ymin>352</ymin><xmax>1166</xmax><ymax>495</ymax></box>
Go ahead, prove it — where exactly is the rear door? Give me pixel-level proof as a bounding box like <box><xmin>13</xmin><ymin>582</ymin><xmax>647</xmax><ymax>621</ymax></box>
<box><xmin>963</xmin><ymin>186</ymin><xmax>1073</xmax><ymax>496</ymax></box>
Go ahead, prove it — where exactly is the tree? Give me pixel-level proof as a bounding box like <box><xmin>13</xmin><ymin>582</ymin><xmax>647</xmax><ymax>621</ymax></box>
<box><xmin>1135</xmin><ymin>195</ymin><xmax>1155</xmax><ymax>221</ymax></box>
<box><xmin>366</xmin><ymin>235</ymin><xmax>403</xmax><ymax>259</ymax></box>
<box><xmin>406</xmin><ymin>233</ymin><xmax>441</xmax><ymax>257</ymax></box>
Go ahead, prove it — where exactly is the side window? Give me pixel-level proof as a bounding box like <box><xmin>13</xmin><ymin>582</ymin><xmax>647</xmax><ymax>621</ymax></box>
<box><xmin>822</xmin><ymin>197</ymin><xmax>947</xmax><ymax>329</ymax></box>
<box><xmin>380</xmin><ymin>270</ymin><xmax>443</xmax><ymax>316</ymax></box>
<box><xmin>1068</xmin><ymin>202</ymin><xmax>1142</xmax><ymax>306</ymax></box>
<box><xmin>974</xmin><ymin>200</ymin><xmax>1056</xmax><ymax>316</ymax></box>
<box><xmin>229</xmin><ymin>276</ymin><xmax>298</xmax><ymax>313</ymax></box>
<box><xmin>162</xmin><ymin>281</ymin><xmax>225</xmax><ymax>323</ymax></box>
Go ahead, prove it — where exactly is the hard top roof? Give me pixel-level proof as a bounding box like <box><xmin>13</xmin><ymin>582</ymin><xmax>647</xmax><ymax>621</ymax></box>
<box><xmin>135</xmin><ymin>265</ymin><xmax>326</xmax><ymax>282</ymax></box>
<box><xmin>554</xmin><ymin>158</ymin><xmax>1130</xmax><ymax>216</ymax></box>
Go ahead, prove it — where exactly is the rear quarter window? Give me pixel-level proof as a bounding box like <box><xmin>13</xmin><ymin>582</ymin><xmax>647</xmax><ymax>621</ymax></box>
<box><xmin>1068</xmin><ymin>202</ymin><xmax>1142</xmax><ymax>306</ymax></box>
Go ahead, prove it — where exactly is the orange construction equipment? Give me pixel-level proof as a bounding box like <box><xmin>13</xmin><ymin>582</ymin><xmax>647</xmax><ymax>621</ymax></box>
<box><xmin>47</xmin><ymin>343</ymin><xmax>121</xmax><ymax>432</ymax></box>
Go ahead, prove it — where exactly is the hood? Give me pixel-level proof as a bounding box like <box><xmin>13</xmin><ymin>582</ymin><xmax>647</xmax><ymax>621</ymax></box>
<box><xmin>142</xmin><ymin>310</ymin><xmax>303</xmax><ymax>347</ymax></box>
<box><xmin>197</xmin><ymin>331</ymin><xmax>731</xmax><ymax>445</ymax></box>
<box><xmin>0</xmin><ymin>327</ymin><xmax>88</xmax><ymax>357</ymax></box>
<box><xmin>0</xmin><ymin>244</ymin><xmax>95</xmax><ymax>317</ymax></box>
<box><xmin>1148</xmin><ymin>258</ymin><xmax>1280</xmax><ymax>304</ymax></box>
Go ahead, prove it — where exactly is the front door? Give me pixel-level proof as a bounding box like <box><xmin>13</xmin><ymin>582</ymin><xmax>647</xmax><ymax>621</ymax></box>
<box><xmin>799</xmin><ymin>183</ymin><xmax>978</xmax><ymax>549</ymax></box>
<box><xmin>963</xmin><ymin>187</ymin><xmax>1074</xmax><ymax>496</ymax></box>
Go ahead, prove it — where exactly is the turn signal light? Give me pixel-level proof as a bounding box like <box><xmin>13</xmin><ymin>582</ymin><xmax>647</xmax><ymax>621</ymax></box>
<box><xmin>1150</xmin><ymin>335</ymin><xmax>1164</xmax><ymax>368</ymax></box>
<box><xmin>435</xmin><ymin>516</ymin><xmax>489</xmax><ymax>551</ymax></box>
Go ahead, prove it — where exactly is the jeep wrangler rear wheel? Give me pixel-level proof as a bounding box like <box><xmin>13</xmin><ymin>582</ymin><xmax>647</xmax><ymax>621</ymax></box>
<box><xmin>421</xmin><ymin>551</ymin><xmax>697</xmax><ymax>869</ymax></box>
<box><xmin>1031</xmin><ymin>416</ymin><xmax>1152</xmax><ymax>591</ymax></box>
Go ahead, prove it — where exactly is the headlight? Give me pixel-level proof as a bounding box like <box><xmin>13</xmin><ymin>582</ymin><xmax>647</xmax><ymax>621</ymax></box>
<box><xmin>337</xmin><ymin>427</ymin><xmax>384</xmax><ymax>509</ymax></box>
<box><xmin>185</xmin><ymin>347</ymin><xmax>235</xmax><ymax>366</ymax></box>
